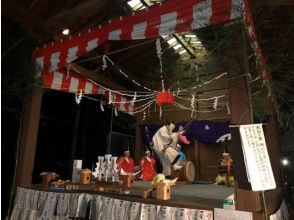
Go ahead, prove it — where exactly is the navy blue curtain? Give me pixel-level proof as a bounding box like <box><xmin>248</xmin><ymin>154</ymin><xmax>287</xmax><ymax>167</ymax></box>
<box><xmin>140</xmin><ymin>120</ymin><xmax>231</xmax><ymax>147</ymax></box>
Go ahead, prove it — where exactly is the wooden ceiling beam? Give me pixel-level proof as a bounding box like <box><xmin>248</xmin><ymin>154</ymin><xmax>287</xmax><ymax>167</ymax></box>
<box><xmin>113</xmin><ymin>40</ymin><xmax>154</xmax><ymax>66</ymax></box>
<box><xmin>69</xmin><ymin>63</ymin><xmax>128</xmax><ymax>91</ymax></box>
<box><xmin>252</xmin><ymin>0</ymin><xmax>294</xmax><ymax>6</ymax></box>
<box><xmin>43</xmin><ymin>0</ymin><xmax>111</xmax><ymax>29</ymax></box>
<box><xmin>2</xmin><ymin>0</ymin><xmax>55</xmax><ymax>42</ymax></box>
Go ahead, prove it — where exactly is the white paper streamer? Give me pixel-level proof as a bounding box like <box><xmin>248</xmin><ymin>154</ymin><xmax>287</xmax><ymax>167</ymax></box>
<box><xmin>156</xmin><ymin>38</ymin><xmax>163</xmax><ymax>73</ymax></box>
<box><xmin>191</xmin><ymin>94</ymin><xmax>195</xmax><ymax>118</ymax></box>
<box><xmin>100</xmin><ymin>101</ymin><xmax>105</xmax><ymax>112</ymax></box>
<box><xmin>213</xmin><ymin>97</ymin><xmax>218</xmax><ymax>110</ymax></box>
<box><xmin>102</xmin><ymin>55</ymin><xmax>107</xmax><ymax>70</ymax></box>
<box><xmin>75</xmin><ymin>89</ymin><xmax>83</xmax><ymax>104</ymax></box>
<box><xmin>161</xmin><ymin>75</ymin><xmax>165</xmax><ymax>91</ymax></box>
<box><xmin>226</xmin><ymin>103</ymin><xmax>230</xmax><ymax>115</ymax></box>
<box><xmin>108</xmin><ymin>90</ymin><xmax>112</xmax><ymax>104</ymax></box>
<box><xmin>132</xmin><ymin>92</ymin><xmax>137</xmax><ymax>105</ymax></box>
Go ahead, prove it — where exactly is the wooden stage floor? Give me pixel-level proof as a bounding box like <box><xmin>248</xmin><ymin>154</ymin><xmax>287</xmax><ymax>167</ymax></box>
<box><xmin>128</xmin><ymin>181</ymin><xmax>234</xmax><ymax>210</ymax></box>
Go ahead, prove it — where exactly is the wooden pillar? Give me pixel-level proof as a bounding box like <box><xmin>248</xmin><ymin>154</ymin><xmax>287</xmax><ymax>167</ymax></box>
<box><xmin>194</xmin><ymin>140</ymin><xmax>201</xmax><ymax>180</ymax></box>
<box><xmin>227</xmin><ymin>23</ymin><xmax>263</xmax><ymax>218</ymax></box>
<box><xmin>135</xmin><ymin>123</ymin><xmax>142</xmax><ymax>164</ymax></box>
<box><xmin>15</xmin><ymin>86</ymin><xmax>43</xmax><ymax>187</ymax></box>
<box><xmin>263</xmin><ymin>119</ymin><xmax>284</xmax><ymax>214</ymax></box>
<box><xmin>81</xmin><ymin>103</ymin><xmax>90</xmax><ymax>161</ymax></box>
<box><xmin>69</xmin><ymin>104</ymin><xmax>81</xmax><ymax>175</ymax></box>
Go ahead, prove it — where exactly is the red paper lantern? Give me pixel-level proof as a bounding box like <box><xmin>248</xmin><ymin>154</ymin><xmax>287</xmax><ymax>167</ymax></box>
<box><xmin>156</xmin><ymin>91</ymin><xmax>175</xmax><ymax>106</ymax></box>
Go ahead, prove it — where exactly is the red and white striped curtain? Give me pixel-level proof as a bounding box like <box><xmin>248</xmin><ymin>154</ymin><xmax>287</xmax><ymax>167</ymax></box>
<box><xmin>32</xmin><ymin>0</ymin><xmax>244</xmax><ymax>114</ymax></box>
<box><xmin>43</xmin><ymin>69</ymin><xmax>135</xmax><ymax>114</ymax></box>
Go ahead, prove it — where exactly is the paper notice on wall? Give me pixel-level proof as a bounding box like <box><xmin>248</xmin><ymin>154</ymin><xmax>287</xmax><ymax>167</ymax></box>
<box><xmin>111</xmin><ymin>199</ymin><xmax>131</xmax><ymax>220</ymax></box>
<box><xmin>174</xmin><ymin>208</ymin><xmax>193</xmax><ymax>220</ymax></box>
<box><xmin>157</xmin><ymin>207</ymin><xmax>213</xmax><ymax>220</ymax></box>
<box><xmin>129</xmin><ymin>202</ymin><xmax>141</xmax><ymax>220</ymax></box>
<box><xmin>214</xmin><ymin>208</ymin><xmax>253</xmax><ymax>220</ymax></box>
<box><xmin>193</xmin><ymin>210</ymin><xmax>213</xmax><ymax>220</ymax></box>
<box><xmin>269</xmin><ymin>200</ymin><xmax>289</xmax><ymax>220</ymax></box>
<box><xmin>99</xmin><ymin>197</ymin><xmax>114</xmax><ymax>220</ymax></box>
<box><xmin>157</xmin><ymin>206</ymin><xmax>177</xmax><ymax>219</ymax></box>
<box><xmin>140</xmin><ymin>204</ymin><xmax>157</xmax><ymax>220</ymax></box>
<box><xmin>239</xmin><ymin>124</ymin><xmax>276</xmax><ymax>191</ymax></box>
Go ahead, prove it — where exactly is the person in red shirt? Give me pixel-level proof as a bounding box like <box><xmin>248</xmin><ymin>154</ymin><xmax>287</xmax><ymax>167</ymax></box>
<box><xmin>116</xmin><ymin>150</ymin><xmax>135</xmax><ymax>175</ymax></box>
<box><xmin>139</xmin><ymin>150</ymin><xmax>157</xmax><ymax>181</ymax></box>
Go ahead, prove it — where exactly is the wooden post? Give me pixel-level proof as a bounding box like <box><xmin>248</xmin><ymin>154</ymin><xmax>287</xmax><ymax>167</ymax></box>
<box><xmin>15</xmin><ymin>86</ymin><xmax>43</xmax><ymax>187</ymax></box>
<box><xmin>226</xmin><ymin>23</ymin><xmax>263</xmax><ymax>218</ymax></box>
<box><xmin>81</xmin><ymin>103</ymin><xmax>90</xmax><ymax>161</ymax></box>
<box><xmin>69</xmin><ymin>105</ymin><xmax>81</xmax><ymax>175</ymax></box>
<box><xmin>135</xmin><ymin>123</ymin><xmax>142</xmax><ymax>164</ymax></box>
<box><xmin>194</xmin><ymin>140</ymin><xmax>201</xmax><ymax>180</ymax></box>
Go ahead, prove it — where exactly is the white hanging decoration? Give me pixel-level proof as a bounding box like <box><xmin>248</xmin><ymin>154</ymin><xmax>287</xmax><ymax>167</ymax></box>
<box><xmin>131</xmin><ymin>92</ymin><xmax>137</xmax><ymax>105</ymax></box>
<box><xmin>177</xmin><ymin>81</ymin><xmax>180</xmax><ymax>95</ymax></box>
<box><xmin>213</xmin><ymin>97</ymin><xmax>218</xmax><ymax>110</ymax></box>
<box><xmin>75</xmin><ymin>89</ymin><xmax>83</xmax><ymax>105</ymax></box>
<box><xmin>108</xmin><ymin>90</ymin><xmax>112</xmax><ymax>104</ymax></box>
<box><xmin>159</xmin><ymin>106</ymin><xmax>162</xmax><ymax>120</ymax></box>
<box><xmin>35</xmin><ymin>64</ymin><xmax>42</xmax><ymax>78</ymax></box>
<box><xmin>196</xmin><ymin>72</ymin><xmax>199</xmax><ymax>83</ymax></box>
<box><xmin>119</xmin><ymin>69</ymin><xmax>128</xmax><ymax>78</ymax></box>
<box><xmin>102</xmin><ymin>55</ymin><xmax>107</xmax><ymax>70</ymax></box>
<box><xmin>267</xmin><ymin>85</ymin><xmax>272</xmax><ymax>97</ymax></box>
<box><xmin>190</xmin><ymin>94</ymin><xmax>195</xmax><ymax>118</ymax></box>
<box><xmin>161</xmin><ymin>75</ymin><xmax>165</xmax><ymax>91</ymax></box>
<box><xmin>114</xmin><ymin>108</ymin><xmax>118</xmax><ymax>116</ymax></box>
<box><xmin>226</xmin><ymin>103</ymin><xmax>230</xmax><ymax>115</ymax></box>
<box><xmin>100</xmin><ymin>102</ymin><xmax>105</xmax><ymax>112</ymax></box>
<box><xmin>156</xmin><ymin>38</ymin><xmax>163</xmax><ymax>73</ymax></box>
<box><xmin>142</xmin><ymin>111</ymin><xmax>146</xmax><ymax>121</ymax></box>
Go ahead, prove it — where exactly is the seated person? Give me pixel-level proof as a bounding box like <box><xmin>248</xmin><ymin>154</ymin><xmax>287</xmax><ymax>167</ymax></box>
<box><xmin>176</xmin><ymin>144</ymin><xmax>187</xmax><ymax>161</ymax></box>
<box><xmin>215</xmin><ymin>152</ymin><xmax>234</xmax><ymax>186</ymax></box>
<box><xmin>116</xmin><ymin>149</ymin><xmax>135</xmax><ymax>175</ymax></box>
<box><xmin>139</xmin><ymin>150</ymin><xmax>157</xmax><ymax>181</ymax></box>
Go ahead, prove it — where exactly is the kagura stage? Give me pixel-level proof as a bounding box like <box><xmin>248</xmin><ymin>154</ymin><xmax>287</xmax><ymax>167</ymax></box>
<box><xmin>11</xmin><ymin>181</ymin><xmax>234</xmax><ymax>219</ymax></box>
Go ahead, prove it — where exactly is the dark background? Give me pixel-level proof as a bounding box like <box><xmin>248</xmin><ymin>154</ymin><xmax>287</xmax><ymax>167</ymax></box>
<box><xmin>1</xmin><ymin>18</ymin><xmax>136</xmax><ymax>218</ymax></box>
<box><xmin>32</xmin><ymin>90</ymin><xmax>136</xmax><ymax>183</ymax></box>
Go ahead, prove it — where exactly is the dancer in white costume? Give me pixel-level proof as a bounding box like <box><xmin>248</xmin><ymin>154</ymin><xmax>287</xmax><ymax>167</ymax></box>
<box><xmin>152</xmin><ymin>121</ymin><xmax>184</xmax><ymax>177</ymax></box>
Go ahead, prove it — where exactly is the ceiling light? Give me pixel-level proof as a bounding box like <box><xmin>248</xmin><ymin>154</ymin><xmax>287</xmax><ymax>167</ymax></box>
<box><xmin>282</xmin><ymin>159</ymin><xmax>289</xmax><ymax>166</ymax></box>
<box><xmin>62</xmin><ymin>28</ymin><xmax>70</xmax><ymax>35</ymax></box>
<box><xmin>190</xmin><ymin>40</ymin><xmax>202</xmax><ymax>44</ymax></box>
<box><xmin>185</xmin><ymin>34</ymin><xmax>197</xmax><ymax>38</ymax></box>
<box><xmin>167</xmin><ymin>38</ymin><xmax>177</xmax><ymax>45</ymax></box>
<box><xmin>179</xmin><ymin>49</ymin><xmax>187</xmax><ymax>55</ymax></box>
<box><xmin>127</xmin><ymin>0</ymin><xmax>141</xmax><ymax>8</ymax></box>
<box><xmin>173</xmin><ymin>44</ymin><xmax>182</xmax><ymax>50</ymax></box>
<box><xmin>139</xmin><ymin>5</ymin><xmax>146</xmax><ymax>10</ymax></box>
